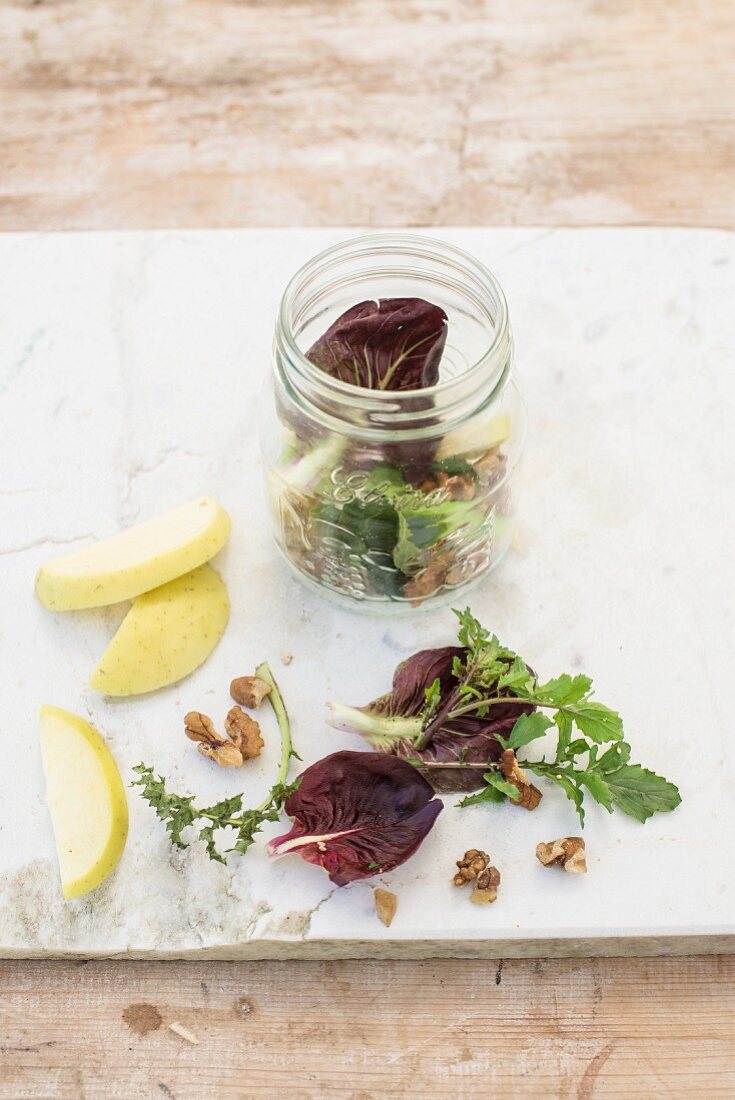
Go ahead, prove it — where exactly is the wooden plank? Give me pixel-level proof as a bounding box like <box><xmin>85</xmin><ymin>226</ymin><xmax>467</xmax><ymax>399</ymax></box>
<box><xmin>1</xmin><ymin>956</ymin><xmax>734</xmax><ymax>1098</ymax></box>
<box><xmin>2</xmin><ymin>3</ymin><xmax>734</xmax><ymax>1094</ymax></box>
<box><xmin>1</xmin><ymin>0</ymin><xmax>734</xmax><ymax>230</ymax></box>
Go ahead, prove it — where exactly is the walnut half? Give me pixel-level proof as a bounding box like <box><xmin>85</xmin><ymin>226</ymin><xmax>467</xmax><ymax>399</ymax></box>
<box><xmin>536</xmin><ymin>837</ymin><xmax>587</xmax><ymax>874</ymax></box>
<box><xmin>500</xmin><ymin>749</ymin><xmax>543</xmax><ymax>811</ymax></box>
<box><xmin>224</xmin><ymin>706</ymin><xmax>264</xmax><ymax>760</ymax></box>
<box><xmin>230</xmin><ymin>675</ymin><xmax>272</xmax><ymax>709</ymax></box>
<box><xmin>184</xmin><ymin>711</ymin><xmax>243</xmax><ymax>768</ymax></box>
<box><xmin>470</xmin><ymin>865</ymin><xmax>501</xmax><ymax>905</ymax></box>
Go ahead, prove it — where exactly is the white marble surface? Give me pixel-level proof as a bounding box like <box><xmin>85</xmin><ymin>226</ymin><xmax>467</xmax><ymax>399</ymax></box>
<box><xmin>0</xmin><ymin>228</ymin><xmax>733</xmax><ymax>959</ymax></box>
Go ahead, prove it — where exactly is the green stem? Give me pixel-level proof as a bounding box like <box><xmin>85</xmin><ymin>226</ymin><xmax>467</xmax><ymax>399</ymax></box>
<box><xmin>255</xmin><ymin>660</ymin><xmax>295</xmax><ymax>808</ymax></box>
<box><xmin>448</xmin><ymin>695</ymin><xmax>563</xmax><ymax>720</ymax></box>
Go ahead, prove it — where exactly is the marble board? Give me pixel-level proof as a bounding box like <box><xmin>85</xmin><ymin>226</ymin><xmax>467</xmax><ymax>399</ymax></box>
<box><xmin>0</xmin><ymin>228</ymin><xmax>733</xmax><ymax>959</ymax></box>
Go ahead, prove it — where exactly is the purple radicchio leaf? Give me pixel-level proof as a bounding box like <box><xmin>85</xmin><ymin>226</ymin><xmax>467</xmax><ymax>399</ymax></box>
<box><xmin>268</xmin><ymin>750</ymin><xmax>442</xmax><ymax>886</ymax></box>
<box><xmin>306</xmin><ymin>298</ymin><xmax>448</xmax><ymax>392</ymax></box>
<box><xmin>330</xmin><ymin>647</ymin><xmax>536</xmax><ymax>794</ymax></box>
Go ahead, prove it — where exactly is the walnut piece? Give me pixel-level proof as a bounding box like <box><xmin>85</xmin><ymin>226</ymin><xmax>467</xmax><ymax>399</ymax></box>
<box><xmin>453</xmin><ymin>848</ymin><xmax>490</xmax><ymax>886</ymax></box>
<box><xmin>225</xmin><ymin>706</ymin><xmax>264</xmax><ymax>760</ymax></box>
<box><xmin>536</xmin><ymin>837</ymin><xmax>587</xmax><ymax>874</ymax></box>
<box><xmin>453</xmin><ymin>849</ymin><xmax>501</xmax><ymax>903</ymax></box>
<box><xmin>500</xmin><ymin>749</ymin><xmax>543</xmax><ymax>811</ymax></box>
<box><xmin>184</xmin><ymin>711</ymin><xmax>243</xmax><ymax>768</ymax></box>
<box><xmin>470</xmin><ymin>865</ymin><xmax>501</xmax><ymax>905</ymax></box>
<box><xmin>473</xmin><ymin>448</ymin><xmax>507</xmax><ymax>488</ymax></box>
<box><xmin>374</xmin><ymin>888</ymin><xmax>398</xmax><ymax>927</ymax></box>
<box><xmin>405</xmin><ymin>548</ymin><xmax>455</xmax><ymax>605</ymax></box>
<box><xmin>419</xmin><ymin>470</ymin><xmax>477</xmax><ymax>501</ymax></box>
<box><xmin>230</xmin><ymin>675</ymin><xmax>272</xmax><ymax>709</ymax></box>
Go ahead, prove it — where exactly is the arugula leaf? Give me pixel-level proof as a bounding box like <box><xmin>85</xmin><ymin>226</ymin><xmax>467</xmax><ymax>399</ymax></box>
<box><xmin>458</xmin><ymin>770</ymin><xmax>520</xmax><ymax>807</ymax></box>
<box><xmin>535</xmin><ymin>674</ymin><xmax>592</xmax><ymax>706</ymax></box>
<box><xmin>602</xmin><ymin>765</ymin><xmax>682</xmax><ymax>822</ymax></box>
<box><xmin>429</xmin><ymin>457</ymin><xmax>480</xmax><ymax>484</ymax></box>
<box><xmin>497</xmin><ymin>655</ymin><xmax>535</xmax><ymax>694</ymax></box>
<box><xmin>553</xmin><ymin>710</ymin><xmax>573</xmax><ymax>760</ymax></box>
<box><xmin>454</xmin><ymin>607</ymin><xmax>490</xmax><ymax>651</ymax></box>
<box><xmin>504</xmin><ymin>712</ymin><xmax>553</xmax><ymax>751</ymax></box>
<box><xmin>579</xmin><ymin>771</ymin><xmax>613</xmax><ymax>812</ymax></box>
<box><xmin>392</xmin><ymin>512</ymin><xmax>421</xmax><ymax>575</ymax></box>
<box><xmin>566</xmin><ymin>701</ymin><xmax>624</xmax><ymax>743</ymax></box>
<box><xmin>595</xmin><ymin>741</ymin><xmax>632</xmax><ymax>772</ymax></box>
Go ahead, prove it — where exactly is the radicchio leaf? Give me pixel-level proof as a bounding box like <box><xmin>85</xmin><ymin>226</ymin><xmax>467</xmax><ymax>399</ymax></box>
<box><xmin>333</xmin><ymin>647</ymin><xmax>536</xmax><ymax>794</ymax></box>
<box><xmin>268</xmin><ymin>750</ymin><xmax>442</xmax><ymax>886</ymax></box>
<box><xmin>306</xmin><ymin>298</ymin><xmax>448</xmax><ymax>392</ymax></box>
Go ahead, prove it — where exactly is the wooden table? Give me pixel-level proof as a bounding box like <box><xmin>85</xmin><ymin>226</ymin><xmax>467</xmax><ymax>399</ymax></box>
<box><xmin>1</xmin><ymin>2</ymin><xmax>734</xmax><ymax>1096</ymax></box>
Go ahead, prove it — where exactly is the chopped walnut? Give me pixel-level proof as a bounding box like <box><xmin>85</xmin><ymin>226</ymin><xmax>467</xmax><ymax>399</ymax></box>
<box><xmin>374</xmin><ymin>888</ymin><xmax>398</xmax><ymax>927</ymax></box>
<box><xmin>470</xmin><ymin>865</ymin><xmax>501</xmax><ymax>905</ymax></box>
<box><xmin>184</xmin><ymin>711</ymin><xmax>243</xmax><ymax>768</ymax></box>
<box><xmin>453</xmin><ymin>849</ymin><xmax>501</xmax><ymax>904</ymax></box>
<box><xmin>418</xmin><ymin>470</ymin><xmax>477</xmax><ymax>501</ymax></box>
<box><xmin>224</xmin><ymin>706</ymin><xmax>264</xmax><ymax>760</ymax></box>
<box><xmin>453</xmin><ymin>848</ymin><xmax>490</xmax><ymax>886</ymax></box>
<box><xmin>444</xmin><ymin>474</ymin><xmax>477</xmax><ymax>501</ymax></box>
<box><xmin>230</xmin><ymin>675</ymin><xmax>271</xmax><ymax>709</ymax></box>
<box><xmin>405</xmin><ymin>548</ymin><xmax>455</xmax><ymax>605</ymax></box>
<box><xmin>474</xmin><ymin>448</ymin><xmax>506</xmax><ymax>487</ymax></box>
<box><xmin>500</xmin><ymin>749</ymin><xmax>542</xmax><ymax>811</ymax></box>
<box><xmin>280</xmin><ymin>651</ymin><xmax>294</xmax><ymax>666</ymax></box>
<box><xmin>536</xmin><ymin>837</ymin><xmax>587</xmax><ymax>874</ymax></box>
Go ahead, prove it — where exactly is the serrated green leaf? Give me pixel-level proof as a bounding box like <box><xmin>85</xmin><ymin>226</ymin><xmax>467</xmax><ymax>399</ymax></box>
<box><xmin>458</xmin><ymin>785</ymin><xmax>506</xmax><ymax>808</ymax></box>
<box><xmin>579</xmin><ymin>771</ymin><xmax>613</xmax><ymax>812</ymax></box>
<box><xmin>554</xmin><ymin>710</ymin><xmax>573</xmax><ymax>759</ymax></box>
<box><xmin>535</xmin><ymin>674</ymin><xmax>592</xmax><ymax>706</ymax></box>
<box><xmin>483</xmin><ymin>771</ymin><xmax>521</xmax><ymax>800</ymax></box>
<box><xmin>603</xmin><ymin>765</ymin><xmax>682</xmax><ymax>823</ymax></box>
<box><xmin>454</xmin><ymin>607</ymin><xmax>490</xmax><ymax>651</ymax></box>
<box><xmin>497</xmin><ymin>656</ymin><xmax>534</xmax><ymax>694</ymax></box>
<box><xmin>567</xmin><ymin>701</ymin><xmax>624</xmax><ymax>743</ymax></box>
<box><xmin>457</xmin><ymin>770</ymin><xmax>520</xmax><ymax>807</ymax></box>
<box><xmin>554</xmin><ymin>773</ymin><xmax>586</xmax><ymax>826</ymax></box>
<box><xmin>506</xmin><ymin>711</ymin><xmax>553</xmax><ymax>751</ymax></box>
<box><xmin>594</xmin><ymin>741</ymin><xmax>632</xmax><ymax>773</ymax></box>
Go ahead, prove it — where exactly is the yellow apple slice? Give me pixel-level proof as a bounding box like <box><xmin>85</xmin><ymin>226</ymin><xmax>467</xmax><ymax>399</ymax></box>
<box><xmin>35</xmin><ymin>496</ymin><xmax>231</xmax><ymax>611</ymax></box>
<box><xmin>89</xmin><ymin>563</ymin><xmax>229</xmax><ymax>696</ymax></box>
<box><xmin>436</xmin><ymin>412</ymin><xmax>512</xmax><ymax>460</ymax></box>
<box><xmin>40</xmin><ymin>705</ymin><xmax>129</xmax><ymax>900</ymax></box>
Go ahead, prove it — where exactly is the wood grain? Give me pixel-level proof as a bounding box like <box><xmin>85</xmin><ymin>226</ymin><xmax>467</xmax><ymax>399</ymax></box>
<box><xmin>1</xmin><ymin>0</ymin><xmax>734</xmax><ymax>230</ymax></box>
<box><xmin>1</xmin><ymin>956</ymin><xmax>734</xmax><ymax>1098</ymax></box>
<box><xmin>2</xmin><ymin>3</ymin><xmax>734</xmax><ymax>1096</ymax></box>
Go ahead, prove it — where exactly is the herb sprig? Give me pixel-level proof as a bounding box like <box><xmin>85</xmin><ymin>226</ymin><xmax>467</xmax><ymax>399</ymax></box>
<box><xmin>133</xmin><ymin>662</ymin><xmax>300</xmax><ymax>863</ymax></box>
<box><xmin>436</xmin><ymin>610</ymin><xmax>680</xmax><ymax>825</ymax></box>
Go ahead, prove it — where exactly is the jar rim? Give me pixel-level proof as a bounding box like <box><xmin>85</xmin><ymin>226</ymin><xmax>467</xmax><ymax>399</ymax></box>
<box><xmin>276</xmin><ymin>232</ymin><xmax>511</xmax><ymax>413</ymax></box>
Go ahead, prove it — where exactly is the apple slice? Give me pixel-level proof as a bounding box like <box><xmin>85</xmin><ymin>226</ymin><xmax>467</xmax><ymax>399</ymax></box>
<box><xmin>40</xmin><ymin>706</ymin><xmax>129</xmax><ymax>900</ymax></box>
<box><xmin>35</xmin><ymin>496</ymin><xmax>231</xmax><ymax>611</ymax></box>
<box><xmin>89</xmin><ymin>563</ymin><xmax>229</xmax><ymax>696</ymax></box>
<box><xmin>436</xmin><ymin>412</ymin><xmax>512</xmax><ymax>461</ymax></box>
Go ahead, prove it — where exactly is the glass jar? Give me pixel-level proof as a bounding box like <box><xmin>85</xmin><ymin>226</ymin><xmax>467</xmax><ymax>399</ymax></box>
<box><xmin>261</xmin><ymin>233</ymin><xmax>526</xmax><ymax>614</ymax></box>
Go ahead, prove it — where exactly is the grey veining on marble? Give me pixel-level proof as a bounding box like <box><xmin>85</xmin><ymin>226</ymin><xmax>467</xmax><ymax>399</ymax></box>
<box><xmin>0</xmin><ymin>228</ymin><xmax>733</xmax><ymax>959</ymax></box>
